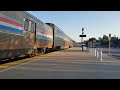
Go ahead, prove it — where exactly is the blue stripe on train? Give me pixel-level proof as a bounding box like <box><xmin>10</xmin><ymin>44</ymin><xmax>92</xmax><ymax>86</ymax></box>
<box><xmin>0</xmin><ymin>24</ymin><xmax>23</xmax><ymax>34</ymax></box>
<box><xmin>0</xmin><ymin>24</ymin><xmax>53</xmax><ymax>40</ymax></box>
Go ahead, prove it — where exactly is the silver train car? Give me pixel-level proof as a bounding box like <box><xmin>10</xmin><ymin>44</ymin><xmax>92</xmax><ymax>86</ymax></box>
<box><xmin>0</xmin><ymin>11</ymin><xmax>76</xmax><ymax>60</ymax></box>
<box><xmin>46</xmin><ymin>23</ymin><xmax>75</xmax><ymax>50</ymax></box>
<box><xmin>0</xmin><ymin>11</ymin><xmax>53</xmax><ymax>59</ymax></box>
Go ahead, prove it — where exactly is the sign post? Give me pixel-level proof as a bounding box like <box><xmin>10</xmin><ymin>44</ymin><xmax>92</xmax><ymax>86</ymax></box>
<box><xmin>79</xmin><ymin>28</ymin><xmax>86</xmax><ymax>51</ymax></box>
<box><xmin>109</xmin><ymin>34</ymin><xmax>111</xmax><ymax>54</ymax></box>
<box><xmin>98</xmin><ymin>37</ymin><xmax>101</xmax><ymax>48</ymax></box>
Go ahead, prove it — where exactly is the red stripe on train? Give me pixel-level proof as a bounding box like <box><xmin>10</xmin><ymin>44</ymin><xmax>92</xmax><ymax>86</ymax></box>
<box><xmin>36</xmin><ymin>28</ymin><xmax>53</xmax><ymax>37</ymax></box>
<box><xmin>0</xmin><ymin>17</ymin><xmax>23</xmax><ymax>27</ymax></box>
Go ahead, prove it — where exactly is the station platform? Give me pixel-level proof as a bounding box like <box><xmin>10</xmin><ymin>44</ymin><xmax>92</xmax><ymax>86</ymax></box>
<box><xmin>0</xmin><ymin>47</ymin><xmax>120</xmax><ymax>79</ymax></box>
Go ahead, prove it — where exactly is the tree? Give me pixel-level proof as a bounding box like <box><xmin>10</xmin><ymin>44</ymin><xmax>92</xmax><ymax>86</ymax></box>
<box><xmin>103</xmin><ymin>35</ymin><xmax>108</xmax><ymax>41</ymax></box>
<box><xmin>88</xmin><ymin>37</ymin><xmax>96</xmax><ymax>42</ymax></box>
<box><xmin>111</xmin><ymin>36</ymin><xmax>119</xmax><ymax>47</ymax></box>
<box><xmin>85</xmin><ymin>37</ymin><xmax>96</xmax><ymax>47</ymax></box>
<box><xmin>100</xmin><ymin>35</ymin><xmax>109</xmax><ymax>47</ymax></box>
<box><xmin>85</xmin><ymin>35</ymin><xmax>120</xmax><ymax>48</ymax></box>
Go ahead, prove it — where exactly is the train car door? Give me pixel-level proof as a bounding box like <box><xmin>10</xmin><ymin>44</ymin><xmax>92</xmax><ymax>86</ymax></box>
<box><xmin>23</xmin><ymin>18</ymin><xmax>36</xmax><ymax>54</ymax></box>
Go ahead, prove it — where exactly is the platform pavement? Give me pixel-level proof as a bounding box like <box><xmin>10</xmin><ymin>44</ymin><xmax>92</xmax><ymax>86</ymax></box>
<box><xmin>0</xmin><ymin>47</ymin><xmax>120</xmax><ymax>79</ymax></box>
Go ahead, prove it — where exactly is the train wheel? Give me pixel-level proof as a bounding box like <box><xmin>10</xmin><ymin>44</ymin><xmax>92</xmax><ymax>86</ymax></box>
<box><xmin>32</xmin><ymin>48</ymin><xmax>38</xmax><ymax>56</ymax></box>
<box><xmin>41</xmin><ymin>47</ymin><xmax>46</xmax><ymax>54</ymax></box>
<box><xmin>27</xmin><ymin>54</ymin><xmax>33</xmax><ymax>58</ymax></box>
<box><xmin>46</xmin><ymin>48</ymin><xmax>50</xmax><ymax>53</ymax></box>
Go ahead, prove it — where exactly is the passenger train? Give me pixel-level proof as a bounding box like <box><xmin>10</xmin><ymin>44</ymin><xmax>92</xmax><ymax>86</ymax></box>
<box><xmin>0</xmin><ymin>11</ymin><xmax>76</xmax><ymax>60</ymax></box>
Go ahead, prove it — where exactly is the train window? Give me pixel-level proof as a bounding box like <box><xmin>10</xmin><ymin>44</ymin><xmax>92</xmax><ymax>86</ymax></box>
<box><xmin>58</xmin><ymin>31</ymin><xmax>59</xmax><ymax>34</ymax></box>
<box><xmin>61</xmin><ymin>32</ymin><xmax>63</xmax><ymax>36</ymax></box>
<box><xmin>30</xmin><ymin>22</ymin><xmax>35</xmax><ymax>32</ymax></box>
<box><xmin>60</xmin><ymin>31</ymin><xmax>61</xmax><ymax>35</ymax></box>
<box><xmin>24</xmin><ymin>19</ymin><xmax>29</xmax><ymax>31</ymax></box>
<box><xmin>59</xmin><ymin>31</ymin><xmax>61</xmax><ymax>35</ymax></box>
<box><xmin>33</xmin><ymin>23</ymin><xmax>35</xmax><ymax>32</ymax></box>
<box><xmin>57</xmin><ymin>30</ymin><xmax>59</xmax><ymax>34</ymax></box>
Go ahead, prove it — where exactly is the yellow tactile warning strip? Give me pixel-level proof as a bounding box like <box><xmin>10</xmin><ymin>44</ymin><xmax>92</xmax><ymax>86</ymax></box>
<box><xmin>0</xmin><ymin>51</ymin><xmax>60</xmax><ymax>69</ymax></box>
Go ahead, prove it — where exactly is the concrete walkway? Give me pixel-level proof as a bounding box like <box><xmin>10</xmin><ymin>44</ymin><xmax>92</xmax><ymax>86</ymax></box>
<box><xmin>0</xmin><ymin>47</ymin><xmax>120</xmax><ymax>79</ymax></box>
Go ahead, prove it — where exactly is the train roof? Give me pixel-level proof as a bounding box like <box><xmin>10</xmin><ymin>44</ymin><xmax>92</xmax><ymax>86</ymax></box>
<box><xmin>48</xmin><ymin>23</ymin><xmax>76</xmax><ymax>41</ymax></box>
<box><xmin>46</xmin><ymin>23</ymin><xmax>72</xmax><ymax>39</ymax></box>
<box><xmin>22</xmin><ymin>11</ymin><xmax>45</xmax><ymax>24</ymax></box>
<box><xmin>21</xmin><ymin>13</ymin><xmax>75</xmax><ymax>42</ymax></box>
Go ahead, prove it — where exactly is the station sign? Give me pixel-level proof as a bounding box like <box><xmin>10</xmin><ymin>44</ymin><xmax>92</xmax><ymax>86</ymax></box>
<box><xmin>79</xmin><ymin>35</ymin><xmax>86</xmax><ymax>37</ymax></box>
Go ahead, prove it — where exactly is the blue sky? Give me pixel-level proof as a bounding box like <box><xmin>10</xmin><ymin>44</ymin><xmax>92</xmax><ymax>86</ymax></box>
<box><xmin>27</xmin><ymin>11</ymin><xmax>120</xmax><ymax>42</ymax></box>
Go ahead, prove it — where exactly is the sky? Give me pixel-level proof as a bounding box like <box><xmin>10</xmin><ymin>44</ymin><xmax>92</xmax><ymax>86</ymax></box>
<box><xmin>27</xmin><ymin>11</ymin><xmax>120</xmax><ymax>42</ymax></box>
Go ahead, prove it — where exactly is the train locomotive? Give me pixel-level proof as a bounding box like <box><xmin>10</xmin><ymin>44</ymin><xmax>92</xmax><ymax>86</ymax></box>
<box><xmin>0</xmin><ymin>11</ymin><xmax>76</xmax><ymax>60</ymax></box>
